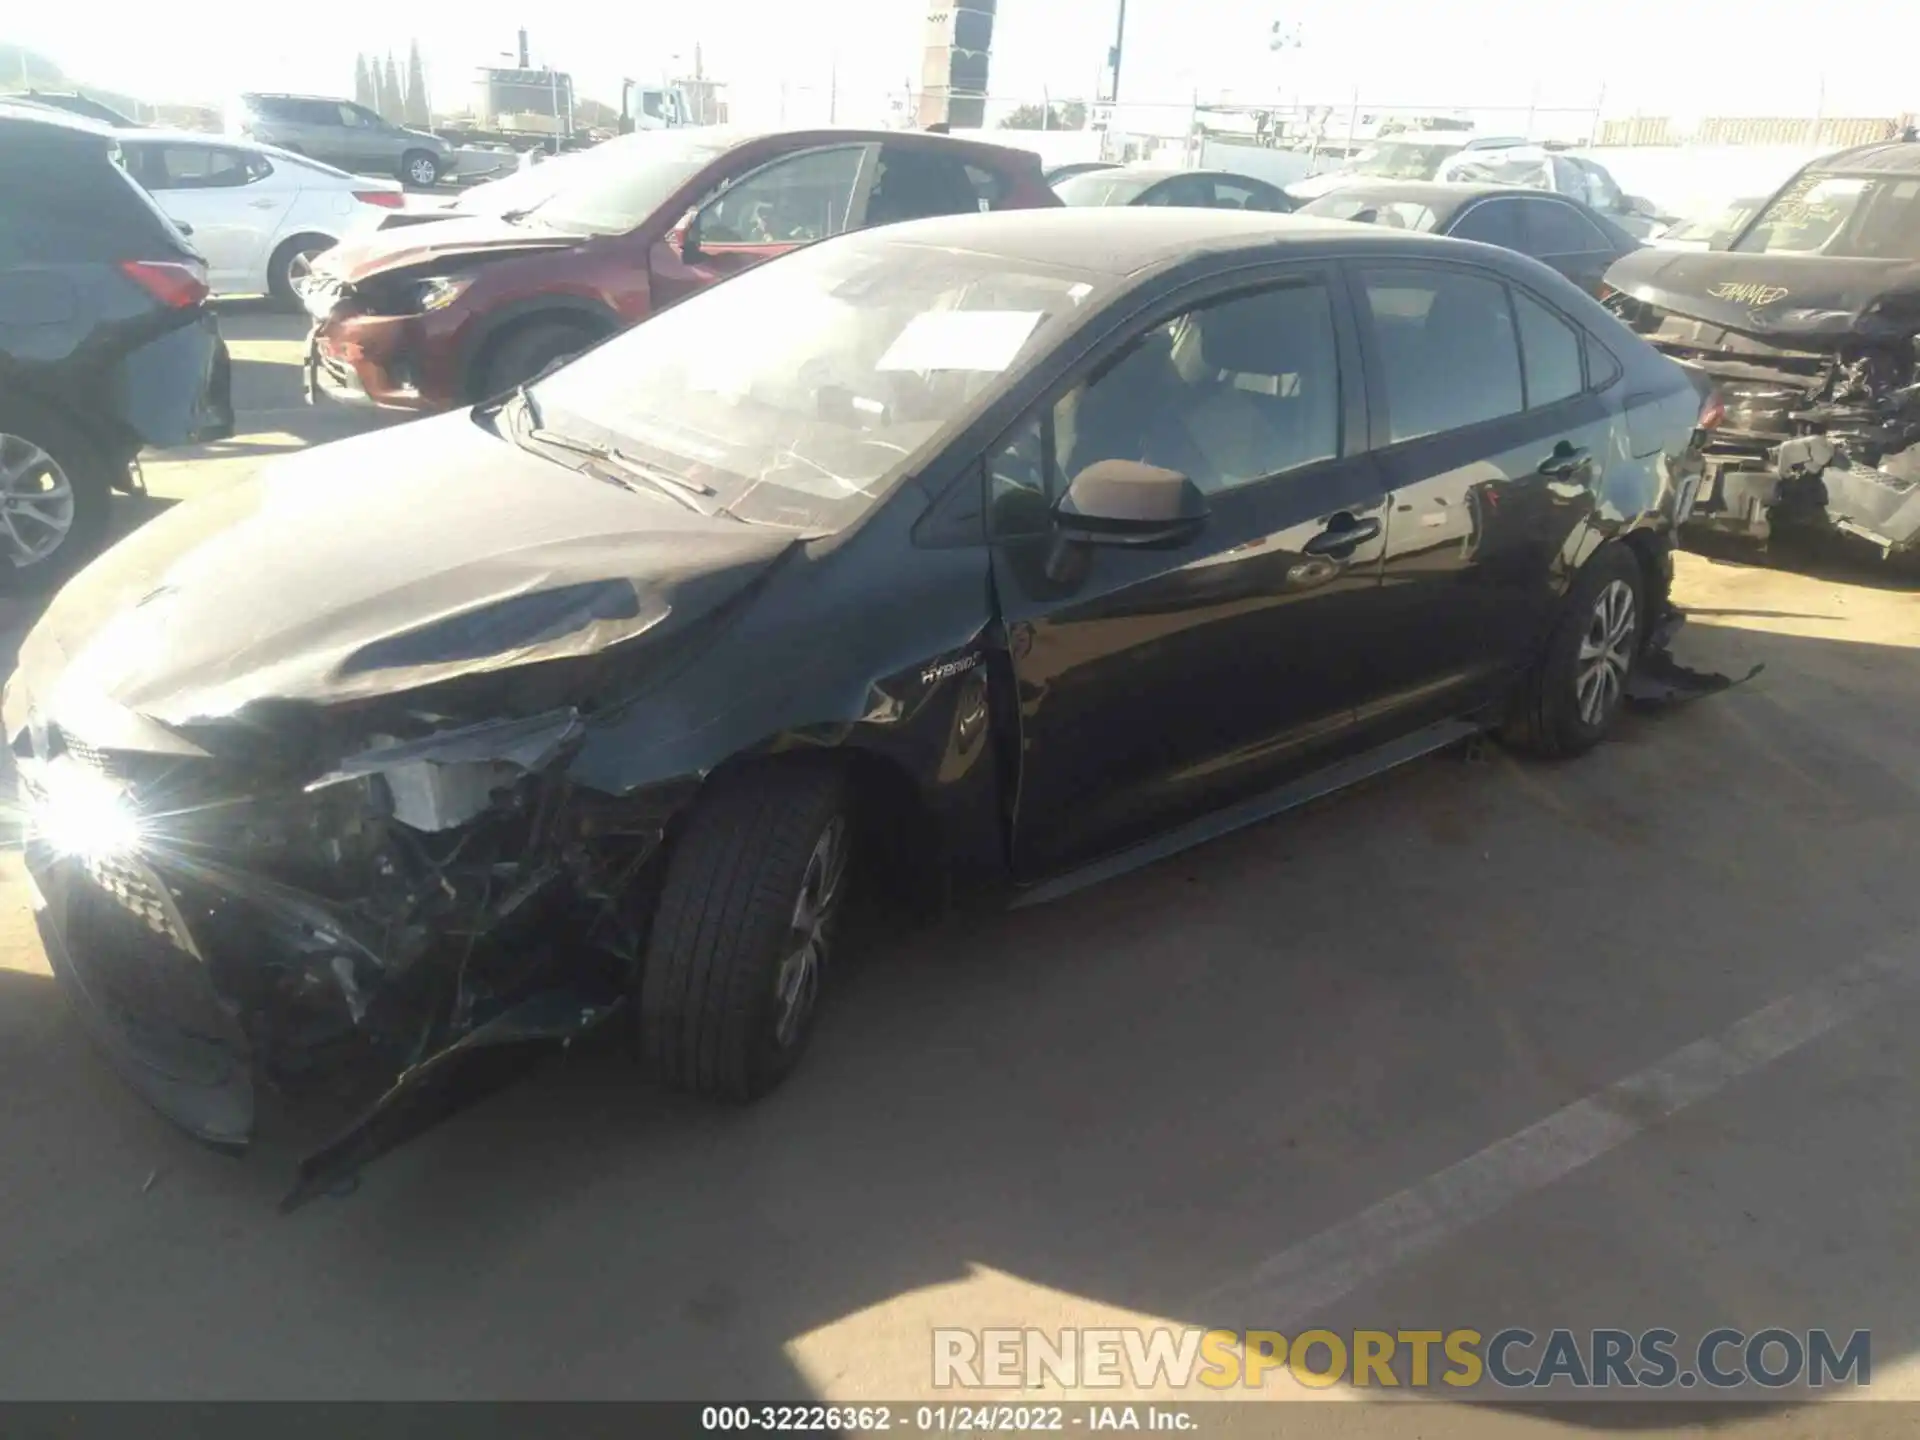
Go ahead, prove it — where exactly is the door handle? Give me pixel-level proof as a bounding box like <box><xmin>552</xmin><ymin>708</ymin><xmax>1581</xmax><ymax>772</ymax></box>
<box><xmin>1302</xmin><ymin>512</ymin><xmax>1382</xmax><ymax>557</ymax></box>
<box><xmin>1536</xmin><ymin>442</ymin><xmax>1591</xmax><ymax>479</ymax></box>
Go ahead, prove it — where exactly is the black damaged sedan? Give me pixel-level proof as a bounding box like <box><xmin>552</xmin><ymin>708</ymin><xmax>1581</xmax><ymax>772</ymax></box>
<box><xmin>8</xmin><ymin>209</ymin><xmax>1708</xmax><ymax>1205</ymax></box>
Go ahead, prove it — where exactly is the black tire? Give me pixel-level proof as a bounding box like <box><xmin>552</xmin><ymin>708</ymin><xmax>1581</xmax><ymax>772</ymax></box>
<box><xmin>639</xmin><ymin>761</ymin><xmax>852</xmax><ymax>1101</ymax></box>
<box><xmin>474</xmin><ymin>319</ymin><xmax>595</xmax><ymax>399</ymax></box>
<box><xmin>1500</xmin><ymin>544</ymin><xmax>1645</xmax><ymax>759</ymax></box>
<box><xmin>0</xmin><ymin>402</ymin><xmax>116</xmax><ymax>593</ymax></box>
<box><xmin>400</xmin><ymin>149</ymin><xmax>442</xmax><ymax>189</ymax></box>
<box><xmin>267</xmin><ymin>233</ymin><xmax>335</xmax><ymax>310</ymax></box>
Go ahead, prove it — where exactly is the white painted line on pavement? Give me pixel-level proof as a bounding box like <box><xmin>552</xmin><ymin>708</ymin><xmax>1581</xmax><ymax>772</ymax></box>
<box><xmin>1193</xmin><ymin>947</ymin><xmax>1920</xmax><ymax>1328</ymax></box>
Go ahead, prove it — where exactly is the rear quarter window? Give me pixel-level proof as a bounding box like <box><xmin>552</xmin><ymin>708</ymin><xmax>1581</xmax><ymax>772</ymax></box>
<box><xmin>0</xmin><ymin>127</ymin><xmax>186</xmax><ymax>261</ymax></box>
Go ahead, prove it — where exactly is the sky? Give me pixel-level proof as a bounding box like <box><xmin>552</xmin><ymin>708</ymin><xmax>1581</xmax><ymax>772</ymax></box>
<box><xmin>8</xmin><ymin>0</ymin><xmax>1914</xmax><ymax>129</ymax></box>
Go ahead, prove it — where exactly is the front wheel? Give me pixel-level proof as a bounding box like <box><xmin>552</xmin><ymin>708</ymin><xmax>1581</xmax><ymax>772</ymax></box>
<box><xmin>638</xmin><ymin>763</ymin><xmax>852</xmax><ymax>1101</ymax></box>
<box><xmin>401</xmin><ymin>149</ymin><xmax>441</xmax><ymax>188</ymax></box>
<box><xmin>1500</xmin><ymin>544</ymin><xmax>1644</xmax><ymax>758</ymax></box>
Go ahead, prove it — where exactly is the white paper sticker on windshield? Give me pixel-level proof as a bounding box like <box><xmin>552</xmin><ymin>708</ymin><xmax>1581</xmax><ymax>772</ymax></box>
<box><xmin>876</xmin><ymin>311</ymin><xmax>1044</xmax><ymax>373</ymax></box>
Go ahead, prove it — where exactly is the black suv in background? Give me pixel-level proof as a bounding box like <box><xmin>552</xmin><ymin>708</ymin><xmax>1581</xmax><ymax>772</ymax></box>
<box><xmin>0</xmin><ymin>104</ymin><xmax>233</xmax><ymax>585</ymax></box>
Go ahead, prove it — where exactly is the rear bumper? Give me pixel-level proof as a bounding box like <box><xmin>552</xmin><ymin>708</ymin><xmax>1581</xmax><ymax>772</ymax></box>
<box><xmin>116</xmin><ymin>313</ymin><xmax>235</xmax><ymax>452</ymax></box>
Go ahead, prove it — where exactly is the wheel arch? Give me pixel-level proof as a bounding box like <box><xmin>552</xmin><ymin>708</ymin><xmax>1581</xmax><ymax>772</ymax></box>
<box><xmin>460</xmin><ymin>298</ymin><xmax>622</xmax><ymax>402</ymax></box>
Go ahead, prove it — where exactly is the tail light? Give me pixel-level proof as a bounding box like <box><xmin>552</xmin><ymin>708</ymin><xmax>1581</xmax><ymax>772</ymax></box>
<box><xmin>1594</xmin><ymin>281</ymin><xmax>1620</xmax><ymax>303</ymax></box>
<box><xmin>1697</xmin><ymin>390</ymin><xmax>1726</xmax><ymax>431</ymax></box>
<box><xmin>354</xmin><ymin>190</ymin><xmax>405</xmax><ymax>209</ymax></box>
<box><xmin>119</xmin><ymin>259</ymin><xmax>209</xmax><ymax>309</ymax></box>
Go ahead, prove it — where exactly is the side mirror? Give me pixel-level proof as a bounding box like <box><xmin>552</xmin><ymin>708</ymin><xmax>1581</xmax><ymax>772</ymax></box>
<box><xmin>175</xmin><ymin>221</ymin><xmax>195</xmax><ymax>237</ymax></box>
<box><xmin>1626</xmin><ymin>194</ymin><xmax>1658</xmax><ymax>218</ymax></box>
<box><xmin>1052</xmin><ymin>460</ymin><xmax>1209</xmax><ymax>548</ymax></box>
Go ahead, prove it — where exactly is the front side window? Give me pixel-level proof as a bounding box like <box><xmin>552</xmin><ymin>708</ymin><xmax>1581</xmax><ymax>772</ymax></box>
<box><xmin>866</xmin><ymin>145</ymin><xmax>987</xmax><ymax>226</ymax></box>
<box><xmin>1359</xmin><ymin>266</ymin><xmax>1523</xmax><ymax>444</ymax></box>
<box><xmin>528</xmin><ymin>235</ymin><xmax>1102</xmax><ymax>532</ymax></box>
<box><xmin>1734</xmin><ymin>173</ymin><xmax>1920</xmax><ymax>259</ymax></box>
<box><xmin>990</xmin><ymin>281</ymin><xmax>1342</xmax><ymax>530</ymax></box>
<box><xmin>696</xmin><ymin>146</ymin><xmax>867</xmax><ymax>246</ymax></box>
<box><xmin>335</xmin><ymin>103</ymin><xmax>373</xmax><ymax>128</ymax></box>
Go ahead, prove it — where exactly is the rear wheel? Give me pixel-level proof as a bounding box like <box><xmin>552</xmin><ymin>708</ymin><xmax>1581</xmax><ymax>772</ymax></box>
<box><xmin>401</xmin><ymin>149</ymin><xmax>441</xmax><ymax>188</ymax></box>
<box><xmin>1500</xmin><ymin>544</ymin><xmax>1644</xmax><ymax>758</ymax></box>
<box><xmin>0</xmin><ymin>404</ymin><xmax>114</xmax><ymax>591</ymax></box>
<box><xmin>267</xmin><ymin>233</ymin><xmax>335</xmax><ymax>309</ymax></box>
<box><xmin>638</xmin><ymin>762</ymin><xmax>852</xmax><ymax>1101</ymax></box>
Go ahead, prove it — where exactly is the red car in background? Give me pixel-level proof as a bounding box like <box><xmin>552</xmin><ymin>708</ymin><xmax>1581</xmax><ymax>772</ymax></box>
<box><xmin>301</xmin><ymin>127</ymin><xmax>1061</xmax><ymax>413</ymax></box>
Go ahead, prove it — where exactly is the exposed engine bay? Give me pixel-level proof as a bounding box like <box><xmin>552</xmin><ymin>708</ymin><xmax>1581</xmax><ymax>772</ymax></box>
<box><xmin>1609</xmin><ymin>295</ymin><xmax>1920</xmax><ymax>554</ymax></box>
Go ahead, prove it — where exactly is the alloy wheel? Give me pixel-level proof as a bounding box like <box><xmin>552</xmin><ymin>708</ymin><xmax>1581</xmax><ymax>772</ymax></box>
<box><xmin>772</xmin><ymin>815</ymin><xmax>849</xmax><ymax>1049</ymax></box>
<box><xmin>408</xmin><ymin>156</ymin><xmax>438</xmax><ymax>186</ymax></box>
<box><xmin>285</xmin><ymin>246</ymin><xmax>327</xmax><ymax>298</ymax></box>
<box><xmin>1575</xmin><ymin>578</ymin><xmax>1636</xmax><ymax>727</ymax></box>
<box><xmin>0</xmin><ymin>433</ymin><xmax>78</xmax><ymax>569</ymax></box>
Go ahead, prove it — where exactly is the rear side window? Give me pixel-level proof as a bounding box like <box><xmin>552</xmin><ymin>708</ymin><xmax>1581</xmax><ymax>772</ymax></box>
<box><xmin>1523</xmin><ymin>200</ymin><xmax>1610</xmax><ymax>255</ymax></box>
<box><xmin>1359</xmin><ymin>266</ymin><xmax>1523</xmax><ymax>444</ymax></box>
<box><xmin>965</xmin><ymin>163</ymin><xmax>1008</xmax><ymax>211</ymax></box>
<box><xmin>869</xmin><ymin>145</ymin><xmax>991</xmax><ymax>224</ymax></box>
<box><xmin>1513</xmin><ymin>291</ymin><xmax>1584</xmax><ymax>407</ymax></box>
<box><xmin>0</xmin><ymin>126</ymin><xmax>183</xmax><ymax>261</ymax></box>
<box><xmin>1448</xmin><ymin>199</ymin><xmax>1525</xmax><ymax>249</ymax></box>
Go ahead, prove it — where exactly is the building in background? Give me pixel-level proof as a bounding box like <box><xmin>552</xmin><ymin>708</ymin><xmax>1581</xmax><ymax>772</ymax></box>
<box><xmin>916</xmin><ymin>0</ymin><xmax>995</xmax><ymax>130</ymax></box>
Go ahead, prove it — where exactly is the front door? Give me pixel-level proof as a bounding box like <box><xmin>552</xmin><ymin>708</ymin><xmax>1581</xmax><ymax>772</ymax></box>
<box><xmin>989</xmin><ymin>270</ymin><xmax>1394</xmax><ymax>879</ymax></box>
<box><xmin>1348</xmin><ymin>261</ymin><xmax>1618</xmax><ymax>736</ymax></box>
<box><xmin>647</xmin><ymin>144</ymin><xmax>876</xmax><ymax>311</ymax></box>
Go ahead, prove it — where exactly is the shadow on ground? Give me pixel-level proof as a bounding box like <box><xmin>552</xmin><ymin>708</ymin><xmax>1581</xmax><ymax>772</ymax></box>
<box><xmin>0</xmin><ymin>601</ymin><xmax>1914</xmax><ymax>1417</ymax></box>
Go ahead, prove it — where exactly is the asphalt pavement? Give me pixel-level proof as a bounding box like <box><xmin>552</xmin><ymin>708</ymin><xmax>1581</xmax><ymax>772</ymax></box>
<box><xmin>0</xmin><ymin>308</ymin><xmax>1916</xmax><ymax>1426</ymax></box>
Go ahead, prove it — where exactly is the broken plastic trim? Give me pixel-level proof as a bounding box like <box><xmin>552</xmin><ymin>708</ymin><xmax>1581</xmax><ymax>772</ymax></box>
<box><xmin>305</xmin><ymin>708</ymin><xmax>586</xmax><ymax>832</ymax></box>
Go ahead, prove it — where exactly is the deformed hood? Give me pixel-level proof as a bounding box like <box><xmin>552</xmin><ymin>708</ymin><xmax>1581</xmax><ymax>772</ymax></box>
<box><xmin>1604</xmin><ymin>247</ymin><xmax>1920</xmax><ymax>342</ymax></box>
<box><xmin>14</xmin><ymin>412</ymin><xmax>796</xmax><ymax>730</ymax></box>
<box><xmin>315</xmin><ymin>213</ymin><xmax>583</xmax><ymax>284</ymax></box>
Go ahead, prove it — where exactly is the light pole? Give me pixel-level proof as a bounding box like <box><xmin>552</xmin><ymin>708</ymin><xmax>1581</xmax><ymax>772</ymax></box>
<box><xmin>1267</xmin><ymin>19</ymin><xmax>1302</xmax><ymax>143</ymax></box>
<box><xmin>1108</xmin><ymin>0</ymin><xmax>1128</xmax><ymax>104</ymax></box>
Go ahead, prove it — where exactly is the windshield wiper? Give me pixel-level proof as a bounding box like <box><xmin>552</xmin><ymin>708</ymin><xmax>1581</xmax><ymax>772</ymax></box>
<box><xmin>523</xmin><ymin>426</ymin><xmax>717</xmax><ymax>511</ymax></box>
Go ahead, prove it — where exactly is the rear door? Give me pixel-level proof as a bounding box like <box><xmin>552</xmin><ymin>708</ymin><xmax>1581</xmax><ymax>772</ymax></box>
<box><xmin>990</xmin><ymin>266</ymin><xmax>1391</xmax><ymax>878</ymax></box>
<box><xmin>124</xmin><ymin>142</ymin><xmax>292</xmax><ymax>293</ymax></box>
<box><xmin>1348</xmin><ymin>260</ymin><xmax>1615</xmax><ymax>736</ymax></box>
<box><xmin>647</xmin><ymin>143</ymin><xmax>876</xmax><ymax>311</ymax></box>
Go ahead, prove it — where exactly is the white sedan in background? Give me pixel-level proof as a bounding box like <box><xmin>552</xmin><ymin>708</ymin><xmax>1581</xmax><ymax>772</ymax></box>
<box><xmin>115</xmin><ymin>130</ymin><xmax>404</xmax><ymax>306</ymax></box>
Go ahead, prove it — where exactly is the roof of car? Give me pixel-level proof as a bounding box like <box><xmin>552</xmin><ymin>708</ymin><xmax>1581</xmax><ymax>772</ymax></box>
<box><xmin>1807</xmin><ymin>140</ymin><xmax>1920</xmax><ymax>175</ymax></box>
<box><xmin>1093</xmin><ymin>167</ymin><xmax>1277</xmax><ymax>185</ymax></box>
<box><xmin>1299</xmin><ymin>179</ymin><xmax>1575</xmax><ymax>213</ymax></box>
<box><xmin>841</xmin><ymin>205</ymin><xmax>1488</xmax><ymax>276</ymax></box>
<box><xmin>0</xmin><ymin>99</ymin><xmax>115</xmax><ymax>136</ymax></box>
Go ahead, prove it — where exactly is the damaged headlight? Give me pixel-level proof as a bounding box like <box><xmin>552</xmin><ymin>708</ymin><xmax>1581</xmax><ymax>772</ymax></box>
<box><xmin>306</xmin><ymin>709</ymin><xmax>585</xmax><ymax>834</ymax></box>
<box><xmin>409</xmin><ymin>275</ymin><xmax>473</xmax><ymax>313</ymax></box>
